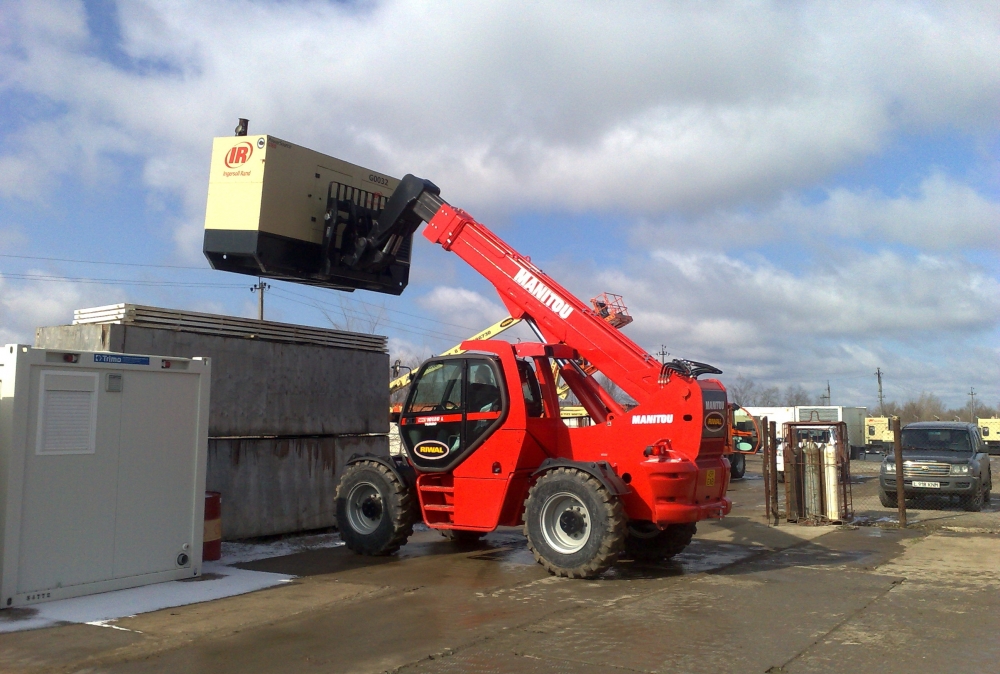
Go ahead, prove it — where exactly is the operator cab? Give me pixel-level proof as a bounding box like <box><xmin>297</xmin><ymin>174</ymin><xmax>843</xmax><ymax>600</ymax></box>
<box><xmin>399</xmin><ymin>354</ymin><xmax>545</xmax><ymax>471</ymax></box>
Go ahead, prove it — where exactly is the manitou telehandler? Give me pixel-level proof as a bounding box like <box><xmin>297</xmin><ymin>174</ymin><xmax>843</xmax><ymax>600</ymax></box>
<box><xmin>203</xmin><ymin>130</ymin><xmax>733</xmax><ymax>577</ymax></box>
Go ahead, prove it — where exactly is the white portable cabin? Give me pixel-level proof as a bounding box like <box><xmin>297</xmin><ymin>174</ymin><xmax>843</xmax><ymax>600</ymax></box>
<box><xmin>0</xmin><ymin>345</ymin><xmax>210</xmax><ymax>608</ymax></box>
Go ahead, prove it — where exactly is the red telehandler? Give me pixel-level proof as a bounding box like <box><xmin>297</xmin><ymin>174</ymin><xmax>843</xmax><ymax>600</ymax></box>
<box><xmin>332</xmin><ymin>176</ymin><xmax>732</xmax><ymax>577</ymax></box>
<box><xmin>202</xmin><ymin>132</ymin><xmax>732</xmax><ymax>577</ymax></box>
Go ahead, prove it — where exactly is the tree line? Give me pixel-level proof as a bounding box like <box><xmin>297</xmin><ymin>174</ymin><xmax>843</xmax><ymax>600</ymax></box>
<box><xmin>728</xmin><ymin>377</ymin><xmax>994</xmax><ymax>426</ymax></box>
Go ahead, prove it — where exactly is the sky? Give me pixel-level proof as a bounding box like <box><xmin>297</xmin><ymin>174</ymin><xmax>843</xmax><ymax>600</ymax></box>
<box><xmin>1</xmin><ymin>0</ymin><xmax>998</xmax><ymax>410</ymax></box>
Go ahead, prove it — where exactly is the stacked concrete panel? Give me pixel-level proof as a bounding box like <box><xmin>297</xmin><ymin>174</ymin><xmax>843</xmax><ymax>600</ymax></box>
<box><xmin>36</xmin><ymin>304</ymin><xmax>390</xmax><ymax>540</ymax></box>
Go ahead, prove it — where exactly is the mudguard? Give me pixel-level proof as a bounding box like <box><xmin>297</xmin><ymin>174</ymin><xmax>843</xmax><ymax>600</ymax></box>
<box><xmin>532</xmin><ymin>458</ymin><xmax>631</xmax><ymax>496</ymax></box>
<box><xmin>346</xmin><ymin>453</ymin><xmax>416</xmax><ymax>490</ymax></box>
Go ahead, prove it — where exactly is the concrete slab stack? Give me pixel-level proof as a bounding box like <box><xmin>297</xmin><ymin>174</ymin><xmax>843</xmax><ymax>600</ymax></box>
<box><xmin>36</xmin><ymin>304</ymin><xmax>390</xmax><ymax>540</ymax></box>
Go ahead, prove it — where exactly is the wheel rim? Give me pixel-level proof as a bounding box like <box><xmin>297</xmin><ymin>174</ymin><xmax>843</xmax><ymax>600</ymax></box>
<box><xmin>346</xmin><ymin>481</ymin><xmax>383</xmax><ymax>535</ymax></box>
<box><xmin>539</xmin><ymin>491</ymin><xmax>591</xmax><ymax>554</ymax></box>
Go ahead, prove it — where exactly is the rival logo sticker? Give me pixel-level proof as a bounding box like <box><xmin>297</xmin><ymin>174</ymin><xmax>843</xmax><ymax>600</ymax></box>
<box><xmin>224</xmin><ymin>141</ymin><xmax>254</xmax><ymax>168</ymax></box>
<box><xmin>704</xmin><ymin>412</ymin><xmax>726</xmax><ymax>431</ymax></box>
<box><xmin>513</xmin><ymin>267</ymin><xmax>574</xmax><ymax>320</ymax></box>
<box><xmin>413</xmin><ymin>440</ymin><xmax>450</xmax><ymax>460</ymax></box>
<box><xmin>631</xmin><ymin>414</ymin><xmax>674</xmax><ymax>425</ymax></box>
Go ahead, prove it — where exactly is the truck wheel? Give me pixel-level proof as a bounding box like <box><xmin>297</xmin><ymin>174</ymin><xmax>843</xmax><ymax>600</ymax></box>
<box><xmin>878</xmin><ymin>485</ymin><xmax>897</xmax><ymax>508</ymax></box>
<box><xmin>336</xmin><ymin>460</ymin><xmax>418</xmax><ymax>555</ymax></box>
<box><xmin>963</xmin><ymin>486</ymin><xmax>984</xmax><ymax>512</ymax></box>
<box><xmin>524</xmin><ymin>468</ymin><xmax>626</xmax><ymax>578</ymax></box>
<box><xmin>729</xmin><ymin>454</ymin><xmax>746</xmax><ymax>480</ymax></box>
<box><xmin>624</xmin><ymin>522</ymin><xmax>696</xmax><ymax>562</ymax></box>
<box><xmin>440</xmin><ymin>530</ymin><xmax>487</xmax><ymax>547</ymax></box>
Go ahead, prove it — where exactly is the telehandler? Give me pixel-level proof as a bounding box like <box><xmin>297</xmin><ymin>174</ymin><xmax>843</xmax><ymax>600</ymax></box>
<box><xmin>203</xmin><ymin>131</ymin><xmax>733</xmax><ymax>577</ymax></box>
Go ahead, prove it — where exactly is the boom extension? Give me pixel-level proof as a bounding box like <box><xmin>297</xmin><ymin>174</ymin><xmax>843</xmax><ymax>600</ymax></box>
<box><xmin>377</xmin><ymin>175</ymin><xmax>721</xmax><ymax>404</ymax></box>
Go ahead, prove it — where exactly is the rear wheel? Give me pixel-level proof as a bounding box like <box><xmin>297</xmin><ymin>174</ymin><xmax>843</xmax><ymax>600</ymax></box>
<box><xmin>336</xmin><ymin>461</ymin><xmax>418</xmax><ymax>555</ymax></box>
<box><xmin>524</xmin><ymin>468</ymin><xmax>626</xmax><ymax>578</ymax></box>
<box><xmin>729</xmin><ymin>454</ymin><xmax>746</xmax><ymax>480</ymax></box>
<box><xmin>624</xmin><ymin>521</ymin><xmax>696</xmax><ymax>562</ymax></box>
<box><xmin>878</xmin><ymin>485</ymin><xmax>898</xmax><ymax>508</ymax></box>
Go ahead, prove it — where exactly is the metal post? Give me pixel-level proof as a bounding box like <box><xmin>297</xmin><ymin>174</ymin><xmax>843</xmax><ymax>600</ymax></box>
<box><xmin>892</xmin><ymin>417</ymin><xmax>906</xmax><ymax>528</ymax></box>
<box><xmin>769</xmin><ymin>421</ymin><xmax>779</xmax><ymax>525</ymax></box>
<box><xmin>761</xmin><ymin>416</ymin><xmax>771</xmax><ymax>525</ymax></box>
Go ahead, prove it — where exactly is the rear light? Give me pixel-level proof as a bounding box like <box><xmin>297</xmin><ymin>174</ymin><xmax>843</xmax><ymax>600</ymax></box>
<box><xmin>644</xmin><ymin>440</ymin><xmax>672</xmax><ymax>458</ymax></box>
<box><xmin>161</xmin><ymin>360</ymin><xmax>172</xmax><ymax>369</ymax></box>
<box><xmin>62</xmin><ymin>353</ymin><xmax>79</xmax><ymax>363</ymax></box>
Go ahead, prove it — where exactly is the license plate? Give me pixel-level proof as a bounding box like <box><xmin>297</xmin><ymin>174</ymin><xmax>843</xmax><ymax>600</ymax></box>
<box><xmin>912</xmin><ymin>481</ymin><xmax>940</xmax><ymax>488</ymax></box>
<box><xmin>705</xmin><ymin>469</ymin><xmax>716</xmax><ymax>487</ymax></box>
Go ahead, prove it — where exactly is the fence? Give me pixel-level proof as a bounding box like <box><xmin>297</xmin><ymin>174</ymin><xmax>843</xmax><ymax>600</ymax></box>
<box><xmin>761</xmin><ymin>416</ymin><xmax>995</xmax><ymax>527</ymax></box>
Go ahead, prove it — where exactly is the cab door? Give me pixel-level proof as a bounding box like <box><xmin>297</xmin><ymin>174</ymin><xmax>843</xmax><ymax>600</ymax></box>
<box><xmin>400</xmin><ymin>356</ymin><xmax>507</xmax><ymax>472</ymax></box>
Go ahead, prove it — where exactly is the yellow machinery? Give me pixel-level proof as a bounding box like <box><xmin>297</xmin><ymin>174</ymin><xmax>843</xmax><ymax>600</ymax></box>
<box><xmin>978</xmin><ymin>418</ymin><xmax>1000</xmax><ymax>454</ymax></box>
<box><xmin>203</xmin><ymin>131</ymin><xmax>407</xmax><ymax>294</ymax></box>
<box><xmin>864</xmin><ymin>416</ymin><xmax>895</xmax><ymax>452</ymax></box>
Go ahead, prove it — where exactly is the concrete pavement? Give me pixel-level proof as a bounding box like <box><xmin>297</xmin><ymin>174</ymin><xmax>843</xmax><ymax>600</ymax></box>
<box><xmin>2</xmin><ymin>456</ymin><xmax>999</xmax><ymax>674</ymax></box>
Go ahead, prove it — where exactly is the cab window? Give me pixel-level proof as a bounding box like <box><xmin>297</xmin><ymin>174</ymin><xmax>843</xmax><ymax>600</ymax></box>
<box><xmin>408</xmin><ymin>361</ymin><xmax>463</xmax><ymax>412</ymax></box>
<box><xmin>518</xmin><ymin>360</ymin><xmax>544</xmax><ymax>418</ymax></box>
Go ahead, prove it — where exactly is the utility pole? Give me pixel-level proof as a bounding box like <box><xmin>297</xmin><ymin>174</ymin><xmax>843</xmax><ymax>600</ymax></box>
<box><xmin>875</xmin><ymin>368</ymin><xmax>885</xmax><ymax>416</ymax></box>
<box><xmin>656</xmin><ymin>345</ymin><xmax>670</xmax><ymax>364</ymax></box>
<box><xmin>251</xmin><ymin>278</ymin><xmax>271</xmax><ymax>321</ymax></box>
<box><xmin>969</xmin><ymin>387</ymin><xmax>977</xmax><ymax>422</ymax></box>
<box><xmin>820</xmin><ymin>380</ymin><xmax>831</xmax><ymax>406</ymax></box>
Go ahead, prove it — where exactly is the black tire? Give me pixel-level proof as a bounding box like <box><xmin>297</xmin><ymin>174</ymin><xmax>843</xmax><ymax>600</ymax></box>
<box><xmin>336</xmin><ymin>460</ymin><xmax>418</xmax><ymax>555</ymax></box>
<box><xmin>963</xmin><ymin>486</ymin><xmax>984</xmax><ymax>512</ymax></box>
<box><xmin>729</xmin><ymin>454</ymin><xmax>746</xmax><ymax>480</ymax></box>
<box><xmin>524</xmin><ymin>468</ymin><xmax>626</xmax><ymax>578</ymax></box>
<box><xmin>440</xmin><ymin>530</ymin><xmax>487</xmax><ymax>547</ymax></box>
<box><xmin>624</xmin><ymin>522</ymin><xmax>696</xmax><ymax>562</ymax></box>
<box><xmin>878</xmin><ymin>485</ymin><xmax>898</xmax><ymax>508</ymax></box>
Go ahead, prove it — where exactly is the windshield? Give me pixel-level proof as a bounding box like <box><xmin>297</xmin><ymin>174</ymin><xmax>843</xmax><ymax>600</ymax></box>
<box><xmin>901</xmin><ymin>428</ymin><xmax>971</xmax><ymax>452</ymax></box>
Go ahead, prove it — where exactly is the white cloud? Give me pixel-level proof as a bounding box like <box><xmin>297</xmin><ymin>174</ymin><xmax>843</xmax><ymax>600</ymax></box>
<box><xmin>634</xmin><ymin>173</ymin><xmax>1000</xmax><ymax>251</ymax></box>
<box><xmin>1</xmin><ymin>0</ymin><xmax>998</xmax><ymax>241</ymax></box>
<box><xmin>416</xmin><ymin>286</ymin><xmax>508</xmax><ymax>332</ymax></box>
<box><xmin>0</xmin><ymin>273</ymin><xmax>121</xmax><ymax>344</ymax></box>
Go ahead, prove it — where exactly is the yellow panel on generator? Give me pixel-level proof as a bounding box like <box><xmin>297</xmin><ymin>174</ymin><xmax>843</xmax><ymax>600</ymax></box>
<box><xmin>203</xmin><ymin>134</ymin><xmax>410</xmax><ymax>294</ymax></box>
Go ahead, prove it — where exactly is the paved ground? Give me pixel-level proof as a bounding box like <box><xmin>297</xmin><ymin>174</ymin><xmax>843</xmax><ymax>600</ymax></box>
<box><xmin>3</xmin><ymin>455</ymin><xmax>1000</xmax><ymax>674</ymax></box>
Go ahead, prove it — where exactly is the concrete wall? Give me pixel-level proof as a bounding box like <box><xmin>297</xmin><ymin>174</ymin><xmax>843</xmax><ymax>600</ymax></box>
<box><xmin>207</xmin><ymin>435</ymin><xmax>388</xmax><ymax>540</ymax></box>
<box><xmin>36</xmin><ymin>324</ymin><xmax>389</xmax><ymax>437</ymax></box>
<box><xmin>36</xmin><ymin>320</ymin><xmax>392</xmax><ymax>540</ymax></box>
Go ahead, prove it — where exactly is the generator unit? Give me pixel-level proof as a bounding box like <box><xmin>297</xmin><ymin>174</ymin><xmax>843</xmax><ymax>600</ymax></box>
<box><xmin>0</xmin><ymin>345</ymin><xmax>211</xmax><ymax>607</ymax></box>
<box><xmin>202</xmin><ymin>132</ymin><xmax>408</xmax><ymax>294</ymax></box>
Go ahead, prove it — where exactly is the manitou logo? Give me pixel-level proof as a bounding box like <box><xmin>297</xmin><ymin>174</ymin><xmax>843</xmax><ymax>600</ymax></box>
<box><xmin>513</xmin><ymin>267</ymin><xmax>574</xmax><ymax>320</ymax></box>
<box><xmin>224</xmin><ymin>142</ymin><xmax>254</xmax><ymax>168</ymax></box>
<box><xmin>705</xmin><ymin>400</ymin><xmax>726</xmax><ymax>410</ymax></box>
<box><xmin>632</xmin><ymin>414</ymin><xmax>674</xmax><ymax>425</ymax></box>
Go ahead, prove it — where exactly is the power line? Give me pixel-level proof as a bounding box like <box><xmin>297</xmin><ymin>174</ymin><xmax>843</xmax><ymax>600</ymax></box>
<box><xmin>0</xmin><ymin>253</ymin><xmax>207</xmax><ymax>270</ymax></box>
<box><xmin>270</xmin><ymin>291</ymin><xmax>465</xmax><ymax>344</ymax></box>
<box><xmin>0</xmin><ymin>272</ymin><xmax>245</xmax><ymax>288</ymax></box>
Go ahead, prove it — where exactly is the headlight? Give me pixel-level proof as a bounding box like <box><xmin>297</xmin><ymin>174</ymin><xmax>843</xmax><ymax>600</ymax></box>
<box><xmin>950</xmin><ymin>464</ymin><xmax>971</xmax><ymax>475</ymax></box>
<box><xmin>882</xmin><ymin>461</ymin><xmax>895</xmax><ymax>471</ymax></box>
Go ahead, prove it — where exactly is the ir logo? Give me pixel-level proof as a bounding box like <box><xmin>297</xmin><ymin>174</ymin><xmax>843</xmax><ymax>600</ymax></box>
<box><xmin>224</xmin><ymin>142</ymin><xmax>253</xmax><ymax>168</ymax></box>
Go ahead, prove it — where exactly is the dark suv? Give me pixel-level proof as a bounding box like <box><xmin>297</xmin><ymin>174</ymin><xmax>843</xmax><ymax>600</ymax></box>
<box><xmin>879</xmin><ymin>422</ymin><xmax>992</xmax><ymax>511</ymax></box>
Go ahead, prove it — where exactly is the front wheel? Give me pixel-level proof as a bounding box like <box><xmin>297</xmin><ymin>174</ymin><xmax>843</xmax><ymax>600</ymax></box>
<box><xmin>878</xmin><ymin>485</ymin><xmax>897</xmax><ymax>508</ymax></box>
<box><xmin>729</xmin><ymin>454</ymin><xmax>746</xmax><ymax>480</ymax></box>
<box><xmin>336</xmin><ymin>460</ymin><xmax>418</xmax><ymax>555</ymax></box>
<box><xmin>524</xmin><ymin>468</ymin><xmax>626</xmax><ymax>578</ymax></box>
<box><xmin>963</xmin><ymin>486</ymin><xmax>984</xmax><ymax>512</ymax></box>
<box><xmin>624</xmin><ymin>522</ymin><xmax>696</xmax><ymax>561</ymax></box>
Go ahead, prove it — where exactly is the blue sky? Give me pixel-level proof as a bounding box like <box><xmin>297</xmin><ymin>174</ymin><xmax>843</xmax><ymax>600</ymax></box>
<box><xmin>1</xmin><ymin>1</ymin><xmax>999</xmax><ymax>410</ymax></box>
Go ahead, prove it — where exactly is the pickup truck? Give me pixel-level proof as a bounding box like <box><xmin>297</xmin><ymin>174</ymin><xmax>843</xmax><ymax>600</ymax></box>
<box><xmin>879</xmin><ymin>421</ymin><xmax>992</xmax><ymax>511</ymax></box>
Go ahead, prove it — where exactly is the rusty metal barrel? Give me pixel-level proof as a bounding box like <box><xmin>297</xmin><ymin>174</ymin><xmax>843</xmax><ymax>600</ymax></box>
<box><xmin>203</xmin><ymin>492</ymin><xmax>222</xmax><ymax>561</ymax></box>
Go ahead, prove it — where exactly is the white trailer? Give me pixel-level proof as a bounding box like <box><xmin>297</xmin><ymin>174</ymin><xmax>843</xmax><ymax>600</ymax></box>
<box><xmin>0</xmin><ymin>345</ymin><xmax>210</xmax><ymax>608</ymax></box>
